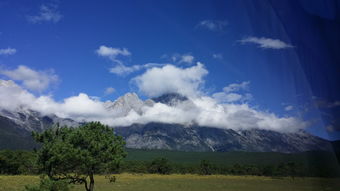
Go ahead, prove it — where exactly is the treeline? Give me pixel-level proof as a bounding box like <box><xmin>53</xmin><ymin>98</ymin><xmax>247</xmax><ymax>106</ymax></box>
<box><xmin>1</xmin><ymin>150</ymin><xmax>339</xmax><ymax>177</ymax></box>
<box><xmin>119</xmin><ymin>159</ymin><xmax>339</xmax><ymax>177</ymax></box>
<box><xmin>0</xmin><ymin>150</ymin><xmax>38</xmax><ymax>174</ymax></box>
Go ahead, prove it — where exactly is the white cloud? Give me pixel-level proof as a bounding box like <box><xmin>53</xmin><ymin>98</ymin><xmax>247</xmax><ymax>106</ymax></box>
<box><xmin>0</xmin><ymin>79</ymin><xmax>111</xmax><ymax>121</ymax></box>
<box><xmin>212</xmin><ymin>54</ymin><xmax>223</xmax><ymax>59</ymax></box>
<box><xmin>109</xmin><ymin>64</ymin><xmax>140</xmax><ymax>76</ymax></box>
<box><xmin>104</xmin><ymin>87</ymin><xmax>115</xmax><ymax>95</ymax></box>
<box><xmin>0</xmin><ymin>65</ymin><xmax>58</xmax><ymax>92</ymax></box>
<box><xmin>213</xmin><ymin>82</ymin><xmax>252</xmax><ymax>103</ymax></box>
<box><xmin>239</xmin><ymin>37</ymin><xmax>293</xmax><ymax>49</ymax></box>
<box><xmin>223</xmin><ymin>81</ymin><xmax>250</xmax><ymax>93</ymax></box>
<box><xmin>133</xmin><ymin>62</ymin><xmax>208</xmax><ymax>98</ymax></box>
<box><xmin>27</xmin><ymin>4</ymin><xmax>63</xmax><ymax>24</ymax></box>
<box><xmin>96</xmin><ymin>45</ymin><xmax>131</xmax><ymax>64</ymax></box>
<box><xmin>109</xmin><ymin>63</ymin><xmax>164</xmax><ymax>76</ymax></box>
<box><xmin>213</xmin><ymin>92</ymin><xmax>242</xmax><ymax>102</ymax></box>
<box><xmin>0</xmin><ymin>63</ymin><xmax>307</xmax><ymax>134</ymax></box>
<box><xmin>0</xmin><ymin>78</ymin><xmax>307</xmax><ymax>133</ymax></box>
<box><xmin>0</xmin><ymin>48</ymin><xmax>16</xmax><ymax>55</ymax></box>
<box><xmin>179</xmin><ymin>55</ymin><xmax>194</xmax><ymax>64</ymax></box>
<box><xmin>191</xmin><ymin>97</ymin><xmax>305</xmax><ymax>133</ymax></box>
<box><xmin>108</xmin><ymin>96</ymin><xmax>306</xmax><ymax>133</ymax></box>
<box><xmin>180</xmin><ymin>54</ymin><xmax>194</xmax><ymax>64</ymax></box>
<box><xmin>52</xmin><ymin>93</ymin><xmax>110</xmax><ymax>120</ymax></box>
<box><xmin>96</xmin><ymin>45</ymin><xmax>152</xmax><ymax>76</ymax></box>
<box><xmin>212</xmin><ymin>91</ymin><xmax>252</xmax><ymax>103</ymax></box>
<box><xmin>285</xmin><ymin>105</ymin><xmax>294</xmax><ymax>111</ymax></box>
<box><xmin>0</xmin><ymin>80</ymin><xmax>37</xmax><ymax>111</ymax></box>
<box><xmin>197</xmin><ymin>20</ymin><xmax>228</xmax><ymax>31</ymax></box>
<box><xmin>170</xmin><ymin>53</ymin><xmax>195</xmax><ymax>64</ymax></box>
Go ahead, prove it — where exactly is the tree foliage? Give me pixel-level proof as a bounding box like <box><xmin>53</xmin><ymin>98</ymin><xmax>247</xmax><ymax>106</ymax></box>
<box><xmin>148</xmin><ymin>157</ymin><xmax>172</xmax><ymax>174</ymax></box>
<box><xmin>0</xmin><ymin>150</ymin><xmax>37</xmax><ymax>174</ymax></box>
<box><xmin>32</xmin><ymin>122</ymin><xmax>126</xmax><ymax>191</ymax></box>
<box><xmin>24</xmin><ymin>176</ymin><xmax>70</xmax><ymax>191</ymax></box>
<box><xmin>199</xmin><ymin>160</ymin><xmax>213</xmax><ymax>175</ymax></box>
<box><xmin>1</xmin><ymin>149</ymin><xmax>339</xmax><ymax>178</ymax></box>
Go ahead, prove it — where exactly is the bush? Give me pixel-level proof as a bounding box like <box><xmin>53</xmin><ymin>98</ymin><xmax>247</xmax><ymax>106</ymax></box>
<box><xmin>148</xmin><ymin>158</ymin><xmax>172</xmax><ymax>174</ymax></box>
<box><xmin>199</xmin><ymin>160</ymin><xmax>213</xmax><ymax>175</ymax></box>
<box><xmin>24</xmin><ymin>176</ymin><xmax>70</xmax><ymax>191</ymax></box>
<box><xmin>120</xmin><ymin>161</ymin><xmax>148</xmax><ymax>173</ymax></box>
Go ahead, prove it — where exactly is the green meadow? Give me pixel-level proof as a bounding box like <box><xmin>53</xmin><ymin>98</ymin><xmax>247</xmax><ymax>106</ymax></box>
<box><xmin>1</xmin><ymin>174</ymin><xmax>339</xmax><ymax>191</ymax></box>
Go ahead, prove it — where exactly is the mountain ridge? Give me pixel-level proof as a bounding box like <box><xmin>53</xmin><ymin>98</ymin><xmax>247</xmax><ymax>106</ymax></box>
<box><xmin>0</xmin><ymin>92</ymin><xmax>334</xmax><ymax>152</ymax></box>
<box><xmin>114</xmin><ymin>122</ymin><xmax>332</xmax><ymax>153</ymax></box>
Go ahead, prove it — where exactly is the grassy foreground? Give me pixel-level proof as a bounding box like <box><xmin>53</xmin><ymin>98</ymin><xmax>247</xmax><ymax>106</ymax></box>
<box><xmin>1</xmin><ymin>174</ymin><xmax>339</xmax><ymax>191</ymax></box>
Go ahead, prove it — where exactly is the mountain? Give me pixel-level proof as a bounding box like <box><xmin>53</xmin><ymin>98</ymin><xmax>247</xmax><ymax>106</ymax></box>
<box><xmin>0</xmin><ymin>92</ymin><xmax>334</xmax><ymax>152</ymax></box>
<box><xmin>0</xmin><ymin>108</ymin><xmax>79</xmax><ymax>132</ymax></box>
<box><xmin>151</xmin><ymin>93</ymin><xmax>188</xmax><ymax>106</ymax></box>
<box><xmin>0</xmin><ymin>108</ymin><xmax>79</xmax><ymax>150</ymax></box>
<box><xmin>104</xmin><ymin>93</ymin><xmax>145</xmax><ymax>116</ymax></box>
<box><xmin>114</xmin><ymin>123</ymin><xmax>332</xmax><ymax>153</ymax></box>
<box><xmin>331</xmin><ymin>140</ymin><xmax>340</xmax><ymax>163</ymax></box>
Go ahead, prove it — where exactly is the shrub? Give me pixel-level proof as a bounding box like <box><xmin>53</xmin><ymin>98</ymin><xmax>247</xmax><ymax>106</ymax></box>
<box><xmin>24</xmin><ymin>176</ymin><xmax>70</xmax><ymax>191</ymax></box>
<box><xmin>148</xmin><ymin>157</ymin><xmax>172</xmax><ymax>174</ymax></box>
<box><xmin>199</xmin><ymin>160</ymin><xmax>213</xmax><ymax>175</ymax></box>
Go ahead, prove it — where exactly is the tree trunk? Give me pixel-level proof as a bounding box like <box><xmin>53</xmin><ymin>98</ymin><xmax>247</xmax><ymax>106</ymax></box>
<box><xmin>84</xmin><ymin>180</ymin><xmax>89</xmax><ymax>191</ymax></box>
<box><xmin>89</xmin><ymin>174</ymin><xmax>95</xmax><ymax>191</ymax></box>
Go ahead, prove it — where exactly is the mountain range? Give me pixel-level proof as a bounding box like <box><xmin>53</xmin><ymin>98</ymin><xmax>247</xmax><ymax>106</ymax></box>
<box><xmin>0</xmin><ymin>92</ymin><xmax>333</xmax><ymax>152</ymax></box>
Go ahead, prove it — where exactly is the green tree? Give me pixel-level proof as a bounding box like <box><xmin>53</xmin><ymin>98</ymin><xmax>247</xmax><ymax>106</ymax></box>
<box><xmin>0</xmin><ymin>150</ymin><xmax>37</xmax><ymax>174</ymax></box>
<box><xmin>231</xmin><ymin>163</ymin><xmax>245</xmax><ymax>175</ymax></box>
<box><xmin>32</xmin><ymin>122</ymin><xmax>126</xmax><ymax>191</ymax></box>
<box><xmin>261</xmin><ymin>165</ymin><xmax>273</xmax><ymax>176</ymax></box>
<box><xmin>286</xmin><ymin>162</ymin><xmax>303</xmax><ymax>179</ymax></box>
<box><xmin>148</xmin><ymin>157</ymin><xmax>172</xmax><ymax>174</ymax></box>
<box><xmin>199</xmin><ymin>160</ymin><xmax>213</xmax><ymax>175</ymax></box>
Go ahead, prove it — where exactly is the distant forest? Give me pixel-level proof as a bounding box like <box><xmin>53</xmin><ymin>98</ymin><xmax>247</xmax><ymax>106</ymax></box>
<box><xmin>1</xmin><ymin>149</ymin><xmax>340</xmax><ymax>177</ymax></box>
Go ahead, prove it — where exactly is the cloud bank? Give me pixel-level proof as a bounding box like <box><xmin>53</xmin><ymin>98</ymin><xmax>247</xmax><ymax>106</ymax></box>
<box><xmin>112</xmin><ymin>97</ymin><xmax>306</xmax><ymax>133</ymax></box>
<box><xmin>0</xmin><ymin>63</ymin><xmax>307</xmax><ymax>133</ymax></box>
<box><xmin>0</xmin><ymin>78</ymin><xmax>306</xmax><ymax>133</ymax></box>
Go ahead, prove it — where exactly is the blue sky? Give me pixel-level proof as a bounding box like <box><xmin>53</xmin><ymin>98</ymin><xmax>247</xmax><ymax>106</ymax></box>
<box><xmin>0</xmin><ymin>0</ymin><xmax>339</xmax><ymax>140</ymax></box>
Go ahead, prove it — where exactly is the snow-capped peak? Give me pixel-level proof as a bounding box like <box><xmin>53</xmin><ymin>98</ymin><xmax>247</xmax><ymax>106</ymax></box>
<box><xmin>105</xmin><ymin>92</ymin><xmax>144</xmax><ymax>117</ymax></box>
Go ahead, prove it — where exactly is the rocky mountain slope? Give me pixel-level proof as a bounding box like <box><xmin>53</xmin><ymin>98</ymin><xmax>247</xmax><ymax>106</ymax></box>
<box><xmin>0</xmin><ymin>93</ymin><xmax>333</xmax><ymax>152</ymax></box>
<box><xmin>0</xmin><ymin>108</ymin><xmax>79</xmax><ymax>149</ymax></box>
<box><xmin>114</xmin><ymin>123</ymin><xmax>332</xmax><ymax>153</ymax></box>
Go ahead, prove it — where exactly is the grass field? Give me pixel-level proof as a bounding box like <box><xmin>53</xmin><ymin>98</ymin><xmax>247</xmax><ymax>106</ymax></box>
<box><xmin>1</xmin><ymin>174</ymin><xmax>339</xmax><ymax>191</ymax></box>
